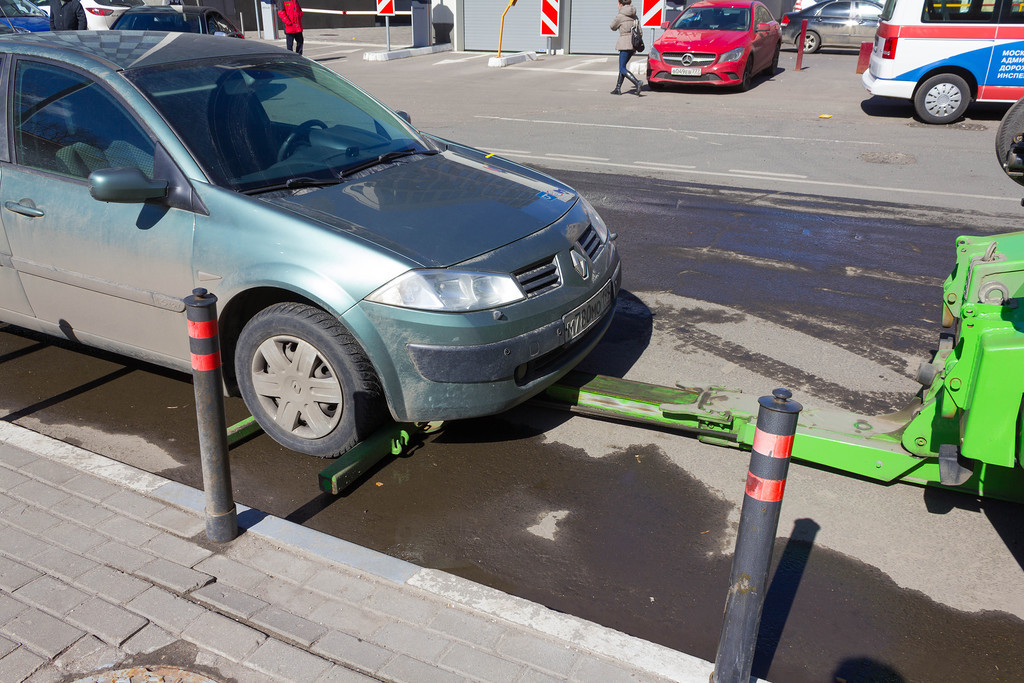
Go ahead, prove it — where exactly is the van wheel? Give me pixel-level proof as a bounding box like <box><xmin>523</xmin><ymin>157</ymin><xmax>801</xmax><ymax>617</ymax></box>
<box><xmin>235</xmin><ymin>302</ymin><xmax>386</xmax><ymax>458</ymax></box>
<box><xmin>914</xmin><ymin>74</ymin><xmax>970</xmax><ymax>124</ymax></box>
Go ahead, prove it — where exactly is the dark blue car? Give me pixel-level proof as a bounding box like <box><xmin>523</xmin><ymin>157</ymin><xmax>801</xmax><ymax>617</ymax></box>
<box><xmin>0</xmin><ymin>0</ymin><xmax>48</xmax><ymax>32</ymax></box>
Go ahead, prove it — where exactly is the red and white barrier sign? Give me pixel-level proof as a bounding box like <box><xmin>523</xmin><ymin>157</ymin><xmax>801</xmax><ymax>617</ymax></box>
<box><xmin>376</xmin><ymin>0</ymin><xmax>394</xmax><ymax>16</ymax></box>
<box><xmin>641</xmin><ymin>0</ymin><xmax>663</xmax><ymax>27</ymax></box>
<box><xmin>540</xmin><ymin>0</ymin><xmax>559</xmax><ymax>37</ymax></box>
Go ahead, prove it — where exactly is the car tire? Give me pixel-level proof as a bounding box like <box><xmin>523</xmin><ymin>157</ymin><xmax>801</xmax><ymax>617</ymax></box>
<box><xmin>995</xmin><ymin>96</ymin><xmax>1024</xmax><ymax>186</ymax></box>
<box><xmin>802</xmin><ymin>30</ymin><xmax>821</xmax><ymax>53</ymax></box>
<box><xmin>235</xmin><ymin>302</ymin><xmax>387</xmax><ymax>458</ymax></box>
<box><xmin>738</xmin><ymin>58</ymin><xmax>753</xmax><ymax>91</ymax></box>
<box><xmin>914</xmin><ymin>73</ymin><xmax>971</xmax><ymax>124</ymax></box>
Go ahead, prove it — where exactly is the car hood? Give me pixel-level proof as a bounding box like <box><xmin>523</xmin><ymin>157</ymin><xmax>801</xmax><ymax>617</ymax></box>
<box><xmin>656</xmin><ymin>29</ymin><xmax>749</xmax><ymax>52</ymax></box>
<box><xmin>263</xmin><ymin>149</ymin><xmax>579</xmax><ymax>268</ymax></box>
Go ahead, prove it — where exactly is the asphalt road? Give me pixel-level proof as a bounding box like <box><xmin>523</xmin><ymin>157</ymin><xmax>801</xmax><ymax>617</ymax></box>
<box><xmin>2</xmin><ymin>35</ymin><xmax>1024</xmax><ymax>683</ymax></box>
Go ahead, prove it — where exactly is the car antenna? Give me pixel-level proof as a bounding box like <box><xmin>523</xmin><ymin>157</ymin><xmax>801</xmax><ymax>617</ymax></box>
<box><xmin>0</xmin><ymin>3</ymin><xmax>17</xmax><ymax>31</ymax></box>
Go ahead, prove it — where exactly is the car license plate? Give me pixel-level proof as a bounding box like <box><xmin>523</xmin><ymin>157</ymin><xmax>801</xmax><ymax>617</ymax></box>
<box><xmin>563</xmin><ymin>281</ymin><xmax>613</xmax><ymax>343</ymax></box>
<box><xmin>671</xmin><ymin>67</ymin><xmax>702</xmax><ymax>76</ymax></box>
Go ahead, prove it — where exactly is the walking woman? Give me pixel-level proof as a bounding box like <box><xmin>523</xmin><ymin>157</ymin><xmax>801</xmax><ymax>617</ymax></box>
<box><xmin>610</xmin><ymin>0</ymin><xmax>643</xmax><ymax>95</ymax></box>
<box><xmin>278</xmin><ymin>0</ymin><xmax>304</xmax><ymax>55</ymax></box>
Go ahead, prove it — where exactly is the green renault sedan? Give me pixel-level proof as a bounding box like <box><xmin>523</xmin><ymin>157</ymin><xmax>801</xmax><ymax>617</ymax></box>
<box><xmin>0</xmin><ymin>31</ymin><xmax>621</xmax><ymax>458</ymax></box>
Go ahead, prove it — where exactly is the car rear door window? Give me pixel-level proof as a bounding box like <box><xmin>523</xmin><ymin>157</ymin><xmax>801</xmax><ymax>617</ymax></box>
<box><xmin>13</xmin><ymin>61</ymin><xmax>155</xmax><ymax>180</ymax></box>
<box><xmin>818</xmin><ymin>2</ymin><xmax>854</xmax><ymax>17</ymax></box>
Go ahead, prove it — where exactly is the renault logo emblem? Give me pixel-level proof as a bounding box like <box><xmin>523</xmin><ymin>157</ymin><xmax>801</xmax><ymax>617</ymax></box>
<box><xmin>571</xmin><ymin>249</ymin><xmax>590</xmax><ymax>279</ymax></box>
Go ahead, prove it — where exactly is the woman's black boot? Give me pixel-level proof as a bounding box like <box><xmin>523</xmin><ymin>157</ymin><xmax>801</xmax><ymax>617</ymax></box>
<box><xmin>611</xmin><ymin>75</ymin><xmax>624</xmax><ymax>95</ymax></box>
<box><xmin>625</xmin><ymin>72</ymin><xmax>643</xmax><ymax>96</ymax></box>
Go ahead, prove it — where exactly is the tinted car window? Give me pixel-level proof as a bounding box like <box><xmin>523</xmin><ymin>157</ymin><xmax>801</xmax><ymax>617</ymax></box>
<box><xmin>115</xmin><ymin>12</ymin><xmax>191</xmax><ymax>31</ymax></box>
<box><xmin>14</xmin><ymin>61</ymin><xmax>155</xmax><ymax>179</ymax></box>
<box><xmin>923</xmin><ymin>0</ymin><xmax>996</xmax><ymax>22</ymax></box>
<box><xmin>125</xmin><ymin>57</ymin><xmax>429</xmax><ymax>192</ymax></box>
<box><xmin>0</xmin><ymin>0</ymin><xmax>45</xmax><ymax>17</ymax></box>
<box><xmin>818</xmin><ymin>2</ymin><xmax>854</xmax><ymax>17</ymax></box>
<box><xmin>856</xmin><ymin>2</ymin><xmax>882</xmax><ymax>18</ymax></box>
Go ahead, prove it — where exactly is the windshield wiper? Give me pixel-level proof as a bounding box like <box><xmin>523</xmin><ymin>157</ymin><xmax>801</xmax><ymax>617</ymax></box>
<box><xmin>339</xmin><ymin>148</ymin><xmax>439</xmax><ymax>179</ymax></box>
<box><xmin>244</xmin><ymin>176</ymin><xmax>344</xmax><ymax>195</ymax></box>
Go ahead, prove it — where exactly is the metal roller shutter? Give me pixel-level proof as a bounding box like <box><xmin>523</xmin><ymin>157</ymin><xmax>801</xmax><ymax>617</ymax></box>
<box><xmin>568</xmin><ymin>0</ymin><xmax>621</xmax><ymax>54</ymax></box>
<box><xmin>464</xmin><ymin>0</ymin><xmax>548</xmax><ymax>53</ymax></box>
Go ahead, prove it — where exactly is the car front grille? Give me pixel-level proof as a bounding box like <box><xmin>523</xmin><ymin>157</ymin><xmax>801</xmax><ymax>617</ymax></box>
<box><xmin>576</xmin><ymin>225</ymin><xmax>602</xmax><ymax>260</ymax></box>
<box><xmin>514</xmin><ymin>258</ymin><xmax>560</xmax><ymax>297</ymax></box>
<box><xmin>662</xmin><ymin>52</ymin><xmax>717</xmax><ymax>66</ymax></box>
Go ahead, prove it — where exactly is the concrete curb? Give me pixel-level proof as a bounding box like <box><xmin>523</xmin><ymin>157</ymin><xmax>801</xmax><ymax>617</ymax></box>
<box><xmin>488</xmin><ymin>52</ymin><xmax>538</xmax><ymax>68</ymax></box>
<box><xmin>363</xmin><ymin>43</ymin><xmax>453</xmax><ymax>61</ymax></box>
<box><xmin>0</xmin><ymin>420</ymin><xmax>728</xmax><ymax>682</ymax></box>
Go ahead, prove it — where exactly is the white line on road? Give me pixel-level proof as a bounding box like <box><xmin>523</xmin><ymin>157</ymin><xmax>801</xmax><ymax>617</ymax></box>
<box><xmin>563</xmin><ymin>58</ymin><xmax>611</xmax><ymax>71</ymax></box>
<box><xmin>637</xmin><ymin>161</ymin><xmax>698</xmax><ymax>170</ymax></box>
<box><xmin>492</xmin><ymin>151</ymin><xmax>1019</xmax><ymax>203</ymax></box>
<box><xmin>436</xmin><ymin>53</ymin><xmax>494</xmax><ymax>64</ymax></box>
<box><xmin>546</xmin><ymin>153</ymin><xmax>611</xmax><ymax>161</ymax></box>
<box><xmin>728</xmin><ymin>169</ymin><xmax>808</xmax><ymax>179</ymax></box>
<box><xmin>476</xmin><ymin>115</ymin><xmax>885</xmax><ymax>146</ymax></box>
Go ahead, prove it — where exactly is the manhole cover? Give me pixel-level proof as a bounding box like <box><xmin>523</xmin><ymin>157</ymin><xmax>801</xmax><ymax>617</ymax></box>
<box><xmin>73</xmin><ymin>666</ymin><xmax>220</xmax><ymax>683</ymax></box>
<box><xmin>860</xmin><ymin>151</ymin><xmax>917</xmax><ymax>165</ymax></box>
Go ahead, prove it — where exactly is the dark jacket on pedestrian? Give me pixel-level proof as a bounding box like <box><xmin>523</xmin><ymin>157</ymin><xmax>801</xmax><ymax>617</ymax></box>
<box><xmin>278</xmin><ymin>0</ymin><xmax>303</xmax><ymax>34</ymax></box>
<box><xmin>610</xmin><ymin>4</ymin><xmax>638</xmax><ymax>51</ymax></box>
<box><xmin>50</xmin><ymin>0</ymin><xmax>87</xmax><ymax>31</ymax></box>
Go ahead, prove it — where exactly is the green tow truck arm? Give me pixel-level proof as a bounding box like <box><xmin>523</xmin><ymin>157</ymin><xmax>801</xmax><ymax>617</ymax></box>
<box><xmin>538</xmin><ymin>230</ymin><xmax>1024</xmax><ymax>505</ymax></box>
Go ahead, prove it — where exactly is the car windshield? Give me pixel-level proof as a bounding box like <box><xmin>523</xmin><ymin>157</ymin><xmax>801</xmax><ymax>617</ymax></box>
<box><xmin>114</xmin><ymin>12</ymin><xmax>192</xmax><ymax>31</ymax></box>
<box><xmin>124</xmin><ymin>56</ymin><xmax>431</xmax><ymax>193</ymax></box>
<box><xmin>671</xmin><ymin>5</ymin><xmax>751</xmax><ymax>30</ymax></box>
<box><xmin>0</xmin><ymin>0</ymin><xmax>45</xmax><ymax>18</ymax></box>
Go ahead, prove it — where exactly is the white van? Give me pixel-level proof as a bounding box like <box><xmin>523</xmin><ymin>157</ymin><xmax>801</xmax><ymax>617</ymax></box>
<box><xmin>862</xmin><ymin>0</ymin><xmax>1024</xmax><ymax>123</ymax></box>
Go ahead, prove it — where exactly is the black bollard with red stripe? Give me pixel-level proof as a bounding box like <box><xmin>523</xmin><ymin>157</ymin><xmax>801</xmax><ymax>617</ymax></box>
<box><xmin>713</xmin><ymin>388</ymin><xmax>802</xmax><ymax>683</ymax></box>
<box><xmin>184</xmin><ymin>288</ymin><xmax>237</xmax><ymax>543</ymax></box>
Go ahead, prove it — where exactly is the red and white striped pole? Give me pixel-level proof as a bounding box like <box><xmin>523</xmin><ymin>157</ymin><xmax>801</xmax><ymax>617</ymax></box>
<box><xmin>713</xmin><ymin>388</ymin><xmax>802</xmax><ymax>683</ymax></box>
<box><xmin>185</xmin><ymin>288</ymin><xmax>237</xmax><ymax>543</ymax></box>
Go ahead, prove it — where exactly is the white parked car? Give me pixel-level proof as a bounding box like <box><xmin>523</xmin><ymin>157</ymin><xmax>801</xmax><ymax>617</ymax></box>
<box><xmin>34</xmin><ymin>0</ymin><xmax>144</xmax><ymax>29</ymax></box>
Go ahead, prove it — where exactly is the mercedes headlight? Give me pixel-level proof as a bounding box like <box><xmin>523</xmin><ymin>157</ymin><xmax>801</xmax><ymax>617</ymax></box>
<box><xmin>649</xmin><ymin>46</ymin><xmax>661</xmax><ymax>62</ymax></box>
<box><xmin>366</xmin><ymin>269</ymin><xmax>525</xmax><ymax>312</ymax></box>
<box><xmin>720</xmin><ymin>47</ymin><xmax>745</xmax><ymax>63</ymax></box>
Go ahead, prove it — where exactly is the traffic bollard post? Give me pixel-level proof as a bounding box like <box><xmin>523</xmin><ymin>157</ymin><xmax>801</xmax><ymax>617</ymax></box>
<box><xmin>796</xmin><ymin>19</ymin><xmax>808</xmax><ymax>71</ymax></box>
<box><xmin>184</xmin><ymin>288</ymin><xmax>238</xmax><ymax>543</ymax></box>
<box><xmin>713</xmin><ymin>388</ymin><xmax>802</xmax><ymax>683</ymax></box>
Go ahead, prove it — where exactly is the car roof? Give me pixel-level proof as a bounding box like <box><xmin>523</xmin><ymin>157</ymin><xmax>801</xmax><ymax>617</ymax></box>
<box><xmin>0</xmin><ymin>30</ymin><xmax>279</xmax><ymax>71</ymax></box>
<box><xmin>687</xmin><ymin>0</ymin><xmax>760</xmax><ymax>7</ymax></box>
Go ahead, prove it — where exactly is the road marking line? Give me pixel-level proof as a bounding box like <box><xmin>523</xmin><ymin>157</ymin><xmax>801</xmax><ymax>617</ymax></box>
<box><xmin>728</xmin><ymin>169</ymin><xmax>808</xmax><ymax>179</ymax></box>
<box><xmin>476</xmin><ymin>115</ymin><xmax>884</xmax><ymax>146</ymax></box>
<box><xmin>844</xmin><ymin>266</ymin><xmax>940</xmax><ymax>286</ymax></box>
<box><xmin>546</xmin><ymin>153</ymin><xmax>610</xmax><ymax>161</ymax></box>
<box><xmin>436</xmin><ymin>53</ymin><xmax>494</xmax><ymax>64</ymax></box>
<box><xmin>510</xmin><ymin>67</ymin><xmax>617</xmax><ymax>76</ymax></box>
<box><xmin>563</xmin><ymin>58</ymin><xmax>611</xmax><ymax>71</ymax></box>
<box><xmin>492</xmin><ymin>151</ymin><xmax>1019</xmax><ymax>203</ymax></box>
<box><xmin>637</xmin><ymin>161</ymin><xmax>698</xmax><ymax>170</ymax></box>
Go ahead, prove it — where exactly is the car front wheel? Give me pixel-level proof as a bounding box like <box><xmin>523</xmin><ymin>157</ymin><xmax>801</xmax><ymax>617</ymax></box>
<box><xmin>738</xmin><ymin>58</ymin><xmax>753</xmax><ymax>91</ymax></box>
<box><xmin>914</xmin><ymin>73</ymin><xmax>971</xmax><ymax>124</ymax></box>
<box><xmin>235</xmin><ymin>302</ymin><xmax>386</xmax><ymax>458</ymax></box>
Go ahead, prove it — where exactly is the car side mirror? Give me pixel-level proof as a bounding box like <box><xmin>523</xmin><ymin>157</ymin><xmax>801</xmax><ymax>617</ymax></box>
<box><xmin>661</xmin><ymin>20</ymin><xmax>670</xmax><ymax>29</ymax></box>
<box><xmin>396</xmin><ymin>110</ymin><xmax>412</xmax><ymax>124</ymax></box>
<box><xmin>756</xmin><ymin>22</ymin><xmax>772</xmax><ymax>31</ymax></box>
<box><xmin>89</xmin><ymin>167</ymin><xmax>169</xmax><ymax>203</ymax></box>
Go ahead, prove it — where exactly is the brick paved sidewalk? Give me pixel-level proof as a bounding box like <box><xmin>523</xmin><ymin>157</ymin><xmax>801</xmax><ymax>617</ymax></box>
<box><xmin>0</xmin><ymin>421</ymin><xmax>715</xmax><ymax>683</ymax></box>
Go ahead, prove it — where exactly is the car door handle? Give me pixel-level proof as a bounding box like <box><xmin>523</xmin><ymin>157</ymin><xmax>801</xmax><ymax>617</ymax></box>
<box><xmin>4</xmin><ymin>200</ymin><xmax>44</xmax><ymax>218</ymax></box>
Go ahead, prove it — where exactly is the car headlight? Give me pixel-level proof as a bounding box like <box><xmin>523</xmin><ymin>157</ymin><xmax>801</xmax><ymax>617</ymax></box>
<box><xmin>649</xmin><ymin>46</ymin><xmax>661</xmax><ymax>62</ymax></box>
<box><xmin>366</xmin><ymin>269</ymin><xmax>525</xmax><ymax>312</ymax></box>
<box><xmin>720</xmin><ymin>47</ymin><xmax>745</xmax><ymax>63</ymax></box>
<box><xmin>579</xmin><ymin>195</ymin><xmax>609</xmax><ymax>242</ymax></box>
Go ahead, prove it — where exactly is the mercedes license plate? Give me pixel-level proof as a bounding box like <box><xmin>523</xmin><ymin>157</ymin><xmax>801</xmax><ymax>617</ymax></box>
<box><xmin>671</xmin><ymin>67</ymin><xmax>702</xmax><ymax>76</ymax></box>
<box><xmin>563</xmin><ymin>281</ymin><xmax>613</xmax><ymax>343</ymax></box>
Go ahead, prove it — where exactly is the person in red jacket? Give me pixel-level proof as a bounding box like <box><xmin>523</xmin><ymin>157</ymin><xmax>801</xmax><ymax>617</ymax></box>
<box><xmin>278</xmin><ymin>0</ymin><xmax>303</xmax><ymax>55</ymax></box>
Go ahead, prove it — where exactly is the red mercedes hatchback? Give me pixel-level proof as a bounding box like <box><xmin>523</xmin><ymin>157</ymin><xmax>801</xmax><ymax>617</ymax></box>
<box><xmin>646</xmin><ymin>0</ymin><xmax>781</xmax><ymax>91</ymax></box>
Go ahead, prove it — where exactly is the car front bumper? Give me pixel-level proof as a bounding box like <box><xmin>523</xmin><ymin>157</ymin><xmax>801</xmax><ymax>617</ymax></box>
<box><xmin>647</xmin><ymin>56</ymin><xmax>747</xmax><ymax>87</ymax></box>
<box><xmin>350</xmin><ymin>244</ymin><xmax>622</xmax><ymax>423</ymax></box>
